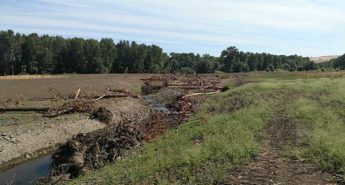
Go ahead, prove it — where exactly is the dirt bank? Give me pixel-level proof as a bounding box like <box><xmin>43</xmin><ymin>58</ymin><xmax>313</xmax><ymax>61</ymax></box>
<box><xmin>0</xmin><ymin>98</ymin><xmax>149</xmax><ymax>171</ymax></box>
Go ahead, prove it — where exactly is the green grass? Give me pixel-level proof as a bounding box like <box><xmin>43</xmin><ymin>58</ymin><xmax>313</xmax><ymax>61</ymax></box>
<box><xmin>286</xmin><ymin>78</ymin><xmax>345</xmax><ymax>178</ymax></box>
<box><xmin>69</xmin><ymin>72</ymin><xmax>345</xmax><ymax>184</ymax></box>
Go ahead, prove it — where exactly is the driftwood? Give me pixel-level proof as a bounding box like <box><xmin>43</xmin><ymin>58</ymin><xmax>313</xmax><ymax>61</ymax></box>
<box><xmin>168</xmin><ymin>85</ymin><xmax>218</xmax><ymax>89</ymax></box>
<box><xmin>70</xmin><ymin>88</ymin><xmax>137</xmax><ymax>100</ymax></box>
<box><xmin>0</xmin><ymin>107</ymin><xmax>49</xmax><ymax>112</ymax></box>
<box><xmin>94</xmin><ymin>94</ymin><xmax>130</xmax><ymax>101</ymax></box>
<box><xmin>183</xmin><ymin>91</ymin><xmax>221</xmax><ymax>98</ymax></box>
<box><xmin>74</xmin><ymin>88</ymin><xmax>81</xmax><ymax>99</ymax></box>
<box><xmin>44</xmin><ymin>100</ymin><xmax>98</xmax><ymax>118</ymax></box>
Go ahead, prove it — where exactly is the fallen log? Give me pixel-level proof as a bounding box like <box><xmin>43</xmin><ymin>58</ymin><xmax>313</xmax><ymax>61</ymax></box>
<box><xmin>168</xmin><ymin>85</ymin><xmax>219</xmax><ymax>89</ymax></box>
<box><xmin>183</xmin><ymin>91</ymin><xmax>221</xmax><ymax>98</ymax></box>
<box><xmin>44</xmin><ymin>100</ymin><xmax>98</xmax><ymax>118</ymax></box>
<box><xmin>93</xmin><ymin>94</ymin><xmax>130</xmax><ymax>101</ymax></box>
<box><xmin>74</xmin><ymin>88</ymin><xmax>81</xmax><ymax>99</ymax></box>
<box><xmin>0</xmin><ymin>107</ymin><xmax>49</xmax><ymax>112</ymax></box>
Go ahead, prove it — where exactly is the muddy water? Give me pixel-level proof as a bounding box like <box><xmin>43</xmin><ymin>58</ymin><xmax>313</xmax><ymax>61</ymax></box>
<box><xmin>142</xmin><ymin>95</ymin><xmax>171</xmax><ymax>113</ymax></box>
<box><xmin>0</xmin><ymin>155</ymin><xmax>51</xmax><ymax>185</ymax></box>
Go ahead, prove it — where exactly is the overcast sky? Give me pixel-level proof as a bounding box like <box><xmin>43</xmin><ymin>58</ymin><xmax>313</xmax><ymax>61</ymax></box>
<box><xmin>1</xmin><ymin>0</ymin><xmax>344</xmax><ymax>56</ymax></box>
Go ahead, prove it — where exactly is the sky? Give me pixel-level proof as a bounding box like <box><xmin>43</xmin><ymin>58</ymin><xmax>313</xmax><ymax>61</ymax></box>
<box><xmin>0</xmin><ymin>0</ymin><xmax>344</xmax><ymax>56</ymax></box>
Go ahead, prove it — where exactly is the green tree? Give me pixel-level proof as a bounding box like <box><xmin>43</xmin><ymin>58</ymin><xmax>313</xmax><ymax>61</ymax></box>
<box><xmin>36</xmin><ymin>35</ymin><xmax>54</xmax><ymax>73</ymax></box>
<box><xmin>21</xmin><ymin>33</ymin><xmax>39</xmax><ymax>74</ymax></box>
<box><xmin>67</xmin><ymin>38</ymin><xmax>85</xmax><ymax>73</ymax></box>
<box><xmin>0</xmin><ymin>30</ymin><xmax>17</xmax><ymax>75</ymax></box>
<box><xmin>84</xmin><ymin>39</ymin><xmax>103</xmax><ymax>73</ymax></box>
<box><xmin>114</xmin><ymin>40</ymin><xmax>130</xmax><ymax>73</ymax></box>
<box><xmin>333</xmin><ymin>54</ymin><xmax>345</xmax><ymax>70</ymax></box>
<box><xmin>220</xmin><ymin>46</ymin><xmax>239</xmax><ymax>72</ymax></box>
<box><xmin>51</xmin><ymin>36</ymin><xmax>67</xmax><ymax>73</ymax></box>
<box><xmin>100</xmin><ymin>38</ymin><xmax>116</xmax><ymax>73</ymax></box>
<box><xmin>196</xmin><ymin>54</ymin><xmax>217</xmax><ymax>73</ymax></box>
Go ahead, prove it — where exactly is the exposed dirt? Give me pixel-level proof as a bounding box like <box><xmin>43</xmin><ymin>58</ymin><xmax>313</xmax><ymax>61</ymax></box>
<box><xmin>0</xmin><ymin>74</ymin><xmax>152</xmax><ymax>99</ymax></box>
<box><xmin>0</xmin><ymin>74</ymin><xmax>156</xmax><ymax>171</ymax></box>
<box><xmin>0</xmin><ymin>98</ymin><xmax>149</xmax><ymax>171</ymax></box>
<box><xmin>228</xmin><ymin>106</ymin><xmax>335</xmax><ymax>185</ymax></box>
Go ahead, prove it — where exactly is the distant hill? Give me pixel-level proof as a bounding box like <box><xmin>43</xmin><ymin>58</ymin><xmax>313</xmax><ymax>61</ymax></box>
<box><xmin>310</xmin><ymin>55</ymin><xmax>340</xmax><ymax>63</ymax></box>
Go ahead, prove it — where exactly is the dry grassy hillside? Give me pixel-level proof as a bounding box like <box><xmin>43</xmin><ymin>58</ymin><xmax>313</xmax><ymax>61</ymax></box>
<box><xmin>310</xmin><ymin>55</ymin><xmax>340</xmax><ymax>63</ymax></box>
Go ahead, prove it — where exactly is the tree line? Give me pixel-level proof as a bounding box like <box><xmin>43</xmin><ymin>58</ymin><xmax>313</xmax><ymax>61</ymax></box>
<box><xmin>0</xmin><ymin>29</ymin><xmax>336</xmax><ymax>75</ymax></box>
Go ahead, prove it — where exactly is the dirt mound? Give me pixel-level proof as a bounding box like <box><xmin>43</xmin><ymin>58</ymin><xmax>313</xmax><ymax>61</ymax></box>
<box><xmin>91</xmin><ymin>107</ymin><xmax>113</xmax><ymax>124</ymax></box>
<box><xmin>51</xmin><ymin>123</ymin><xmax>142</xmax><ymax>179</ymax></box>
<box><xmin>155</xmin><ymin>87</ymin><xmax>185</xmax><ymax>108</ymax></box>
<box><xmin>136</xmin><ymin>113</ymin><xmax>185</xmax><ymax>141</ymax></box>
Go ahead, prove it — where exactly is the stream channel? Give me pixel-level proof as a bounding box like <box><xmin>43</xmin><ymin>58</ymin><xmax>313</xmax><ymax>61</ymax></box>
<box><xmin>0</xmin><ymin>95</ymin><xmax>168</xmax><ymax>185</ymax></box>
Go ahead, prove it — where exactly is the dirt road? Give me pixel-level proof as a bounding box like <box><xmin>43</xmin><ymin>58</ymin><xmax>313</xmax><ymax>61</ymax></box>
<box><xmin>228</xmin><ymin>106</ymin><xmax>334</xmax><ymax>185</ymax></box>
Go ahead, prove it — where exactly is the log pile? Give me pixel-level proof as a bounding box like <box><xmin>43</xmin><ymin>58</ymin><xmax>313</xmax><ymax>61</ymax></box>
<box><xmin>141</xmin><ymin>74</ymin><xmax>221</xmax><ymax>95</ymax></box>
<box><xmin>44</xmin><ymin>100</ymin><xmax>98</xmax><ymax>118</ymax></box>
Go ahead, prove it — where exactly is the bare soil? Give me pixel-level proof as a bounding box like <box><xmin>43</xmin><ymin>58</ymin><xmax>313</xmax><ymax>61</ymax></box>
<box><xmin>0</xmin><ymin>74</ymin><xmax>152</xmax><ymax>99</ymax></box>
<box><xmin>228</xmin><ymin>105</ymin><xmax>335</xmax><ymax>185</ymax></box>
<box><xmin>0</xmin><ymin>98</ymin><xmax>149</xmax><ymax>170</ymax></box>
<box><xmin>0</xmin><ymin>74</ymin><xmax>155</xmax><ymax>170</ymax></box>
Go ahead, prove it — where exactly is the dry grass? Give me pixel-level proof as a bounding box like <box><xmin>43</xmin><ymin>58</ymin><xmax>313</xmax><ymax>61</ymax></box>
<box><xmin>310</xmin><ymin>55</ymin><xmax>340</xmax><ymax>63</ymax></box>
<box><xmin>0</xmin><ymin>75</ymin><xmax>65</xmax><ymax>80</ymax></box>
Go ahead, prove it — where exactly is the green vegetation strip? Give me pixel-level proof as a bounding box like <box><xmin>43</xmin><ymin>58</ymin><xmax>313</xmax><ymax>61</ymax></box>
<box><xmin>288</xmin><ymin>78</ymin><xmax>345</xmax><ymax>179</ymax></box>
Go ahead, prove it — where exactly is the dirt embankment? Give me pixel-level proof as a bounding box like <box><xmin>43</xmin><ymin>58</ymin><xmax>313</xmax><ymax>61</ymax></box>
<box><xmin>0</xmin><ymin>75</ymin><xmax>154</xmax><ymax>171</ymax></box>
<box><xmin>0</xmin><ymin>98</ymin><xmax>149</xmax><ymax>171</ymax></box>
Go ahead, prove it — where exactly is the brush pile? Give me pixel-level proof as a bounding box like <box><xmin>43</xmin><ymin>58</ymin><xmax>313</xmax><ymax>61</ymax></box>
<box><xmin>44</xmin><ymin>100</ymin><xmax>98</xmax><ymax>118</ymax></box>
<box><xmin>141</xmin><ymin>75</ymin><xmax>221</xmax><ymax>95</ymax></box>
<box><xmin>51</xmin><ymin>123</ymin><xmax>142</xmax><ymax>179</ymax></box>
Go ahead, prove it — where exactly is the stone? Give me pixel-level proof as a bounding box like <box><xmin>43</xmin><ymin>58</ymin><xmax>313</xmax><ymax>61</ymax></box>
<box><xmin>25</xmin><ymin>153</ymin><xmax>31</xmax><ymax>159</ymax></box>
